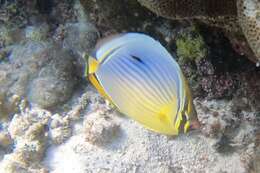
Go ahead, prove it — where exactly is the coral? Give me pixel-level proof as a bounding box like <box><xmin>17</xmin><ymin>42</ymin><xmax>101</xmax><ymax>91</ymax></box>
<box><xmin>0</xmin><ymin>1</ymin><xmax>258</xmax><ymax>173</ymax></box>
<box><xmin>176</xmin><ymin>27</ymin><xmax>207</xmax><ymax>62</ymax></box>
<box><xmin>49</xmin><ymin>114</ymin><xmax>71</xmax><ymax>145</ymax></box>
<box><xmin>0</xmin><ymin>1</ymin><xmax>29</xmax><ymax>28</ymax></box>
<box><xmin>49</xmin><ymin>0</ymin><xmax>76</xmax><ymax>24</ymax></box>
<box><xmin>25</xmin><ymin>24</ymin><xmax>49</xmax><ymax>42</ymax></box>
<box><xmin>1</xmin><ymin>108</ymin><xmax>51</xmax><ymax>173</ymax></box>
<box><xmin>0</xmin><ymin>154</ymin><xmax>48</xmax><ymax>173</ymax></box>
<box><xmin>137</xmin><ymin>0</ymin><xmax>260</xmax><ymax>62</ymax></box>
<box><xmin>237</xmin><ymin>0</ymin><xmax>260</xmax><ymax>62</ymax></box>
<box><xmin>137</xmin><ymin>0</ymin><xmax>237</xmax><ymax>19</ymax></box>
<box><xmin>80</xmin><ymin>0</ymin><xmax>154</xmax><ymax>32</ymax></box>
<box><xmin>234</xmin><ymin>71</ymin><xmax>260</xmax><ymax>112</ymax></box>
<box><xmin>200</xmin><ymin>74</ymin><xmax>236</xmax><ymax>99</ymax></box>
<box><xmin>45</xmin><ymin>92</ymin><xmax>258</xmax><ymax>173</ymax></box>
<box><xmin>194</xmin><ymin>99</ymin><xmax>257</xmax><ymax>153</ymax></box>
<box><xmin>84</xmin><ymin>111</ymin><xmax>120</xmax><ymax>146</ymax></box>
<box><xmin>8</xmin><ymin>108</ymin><xmax>50</xmax><ymax>140</ymax></box>
<box><xmin>225</xmin><ymin>32</ymin><xmax>259</xmax><ymax>63</ymax></box>
<box><xmin>0</xmin><ymin>26</ymin><xmax>22</xmax><ymax>47</ymax></box>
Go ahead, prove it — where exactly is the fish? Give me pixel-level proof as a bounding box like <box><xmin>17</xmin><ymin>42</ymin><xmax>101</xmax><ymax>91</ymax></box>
<box><xmin>86</xmin><ymin>33</ymin><xmax>200</xmax><ymax>135</ymax></box>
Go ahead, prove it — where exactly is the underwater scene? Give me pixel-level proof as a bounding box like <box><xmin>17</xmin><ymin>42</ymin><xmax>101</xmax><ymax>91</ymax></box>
<box><xmin>0</xmin><ymin>0</ymin><xmax>259</xmax><ymax>172</ymax></box>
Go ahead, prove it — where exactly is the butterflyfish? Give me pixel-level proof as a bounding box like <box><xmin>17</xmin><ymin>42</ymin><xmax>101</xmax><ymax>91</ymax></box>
<box><xmin>86</xmin><ymin>33</ymin><xmax>200</xmax><ymax>135</ymax></box>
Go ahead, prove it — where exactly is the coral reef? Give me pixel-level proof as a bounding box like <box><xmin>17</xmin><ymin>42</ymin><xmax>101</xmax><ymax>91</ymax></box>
<box><xmin>237</xmin><ymin>0</ymin><xmax>260</xmax><ymax>62</ymax></box>
<box><xmin>84</xmin><ymin>110</ymin><xmax>120</xmax><ymax>146</ymax></box>
<box><xmin>0</xmin><ymin>0</ymin><xmax>259</xmax><ymax>173</ymax></box>
<box><xmin>0</xmin><ymin>132</ymin><xmax>12</xmax><ymax>149</ymax></box>
<box><xmin>1</xmin><ymin>107</ymin><xmax>51</xmax><ymax>173</ymax></box>
<box><xmin>80</xmin><ymin>0</ymin><xmax>155</xmax><ymax>33</ymax></box>
<box><xmin>137</xmin><ymin>0</ymin><xmax>237</xmax><ymax>19</ymax></box>
<box><xmin>27</xmin><ymin>46</ymin><xmax>79</xmax><ymax>108</ymax></box>
<box><xmin>0</xmin><ymin>18</ymin><xmax>98</xmax><ymax>111</ymax></box>
<box><xmin>0</xmin><ymin>40</ymin><xmax>80</xmax><ymax>112</ymax></box>
<box><xmin>62</xmin><ymin>22</ymin><xmax>99</xmax><ymax>57</ymax></box>
<box><xmin>44</xmin><ymin>92</ymin><xmax>258</xmax><ymax>173</ymax></box>
<box><xmin>25</xmin><ymin>24</ymin><xmax>49</xmax><ymax>42</ymax></box>
<box><xmin>49</xmin><ymin>114</ymin><xmax>71</xmax><ymax>145</ymax></box>
<box><xmin>175</xmin><ymin>27</ymin><xmax>207</xmax><ymax>62</ymax></box>
<box><xmin>137</xmin><ymin>0</ymin><xmax>260</xmax><ymax>62</ymax></box>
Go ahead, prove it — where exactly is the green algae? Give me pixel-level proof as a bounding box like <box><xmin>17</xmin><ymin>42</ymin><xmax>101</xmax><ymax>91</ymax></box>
<box><xmin>176</xmin><ymin>27</ymin><xmax>207</xmax><ymax>63</ymax></box>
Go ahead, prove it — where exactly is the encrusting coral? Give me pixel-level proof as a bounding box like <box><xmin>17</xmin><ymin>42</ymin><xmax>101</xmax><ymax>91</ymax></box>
<box><xmin>137</xmin><ymin>0</ymin><xmax>260</xmax><ymax>63</ymax></box>
<box><xmin>237</xmin><ymin>0</ymin><xmax>260</xmax><ymax>62</ymax></box>
<box><xmin>137</xmin><ymin>0</ymin><xmax>237</xmax><ymax>19</ymax></box>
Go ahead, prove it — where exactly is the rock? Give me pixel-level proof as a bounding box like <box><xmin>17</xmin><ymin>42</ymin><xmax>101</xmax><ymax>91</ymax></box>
<box><xmin>0</xmin><ymin>94</ymin><xmax>21</xmax><ymax>120</ymax></box>
<box><xmin>0</xmin><ymin>26</ymin><xmax>23</xmax><ymax>47</ymax></box>
<box><xmin>0</xmin><ymin>132</ymin><xmax>12</xmax><ymax>148</ymax></box>
<box><xmin>63</xmin><ymin>22</ymin><xmax>99</xmax><ymax>56</ymax></box>
<box><xmin>80</xmin><ymin>0</ymin><xmax>154</xmax><ymax>32</ymax></box>
<box><xmin>25</xmin><ymin>23</ymin><xmax>49</xmax><ymax>41</ymax></box>
<box><xmin>253</xmin><ymin>147</ymin><xmax>260</xmax><ymax>172</ymax></box>
<box><xmin>28</xmin><ymin>46</ymin><xmax>79</xmax><ymax>109</ymax></box>
<box><xmin>0</xmin><ymin>41</ymin><xmax>51</xmax><ymax>117</ymax></box>
<box><xmin>194</xmin><ymin>99</ymin><xmax>257</xmax><ymax>154</ymax></box>
<box><xmin>29</xmin><ymin>77</ymin><xmax>75</xmax><ymax>109</ymax></box>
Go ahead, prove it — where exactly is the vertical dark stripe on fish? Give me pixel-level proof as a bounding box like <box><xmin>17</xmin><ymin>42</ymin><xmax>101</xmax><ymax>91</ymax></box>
<box><xmin>120</xmin><ymin>55</ymin><xmax>168</xmax><ymax>105</ymax></box>
<box><xmin>108</xmin><ymin>59</ymin><xmax>159</xmax><ymax>114</ymax></box>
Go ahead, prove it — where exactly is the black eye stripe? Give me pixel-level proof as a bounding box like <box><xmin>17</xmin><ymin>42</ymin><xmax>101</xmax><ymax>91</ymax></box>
<box><xmin>131</xmin><ymin>55</ymin><xmax>145</xmax><ymax>64</ymax></box>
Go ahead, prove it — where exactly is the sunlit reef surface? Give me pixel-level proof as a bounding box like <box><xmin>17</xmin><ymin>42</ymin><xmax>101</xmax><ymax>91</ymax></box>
<box><xmin>0</xmin><ymin>0</ymin><xmax>259</xmax><ymax>173</ymax></box>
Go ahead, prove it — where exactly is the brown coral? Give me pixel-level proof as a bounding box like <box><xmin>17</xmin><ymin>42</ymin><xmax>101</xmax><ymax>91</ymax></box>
<box><xmin>137</xmin><ymin>0</ymin><xmax>237</xmax><ymax>19</ymax></box>
<box><xmin>137</xmin><ymin>0</ymin><xmax>260</xmax><ymax>62</ymax></box>
<box><xmin>237</xmin><ymin>0</ymin><xmax>260</xmax><ymax>62</ymax></box>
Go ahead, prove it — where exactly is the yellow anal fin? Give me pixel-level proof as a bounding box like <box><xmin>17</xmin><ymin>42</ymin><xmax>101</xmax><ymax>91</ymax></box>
<box><xmin>88</xmin><ymin>56</ymin><xmax>99</xmax><ymax>74</ymax></box>
<box><xmin>158</xmin><ymin>104</ymin><xmax>174</xmax><ymax>126</ymax></box>
<box><xmin>89</xmin><ymin>74</ymin><xmax>112</xmax><ymax>103</ymax></box>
